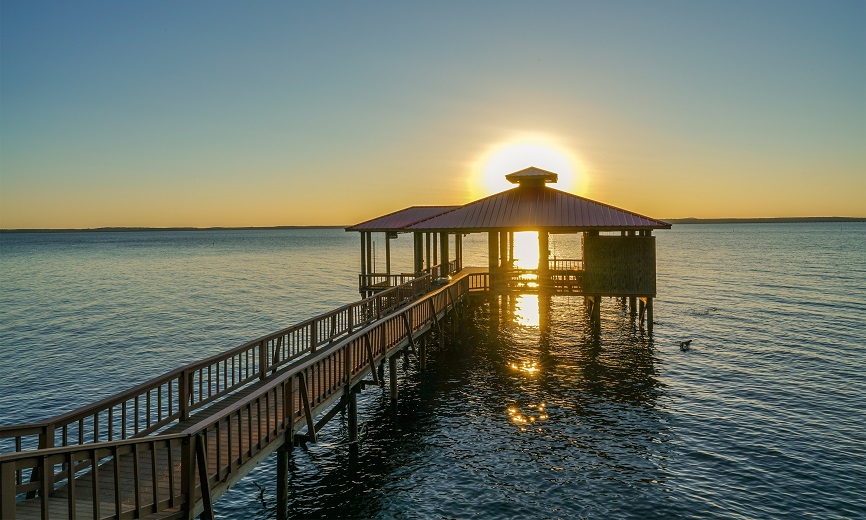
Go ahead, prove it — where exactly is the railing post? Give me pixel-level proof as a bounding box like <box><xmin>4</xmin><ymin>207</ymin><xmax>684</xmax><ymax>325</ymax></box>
<box><xmin>40</xmin><ymin>423</ymin><xmax>55</xmax><ymax>451</ymax></box>
<box><xmin>1</xmin><ymin>461</ymin><xmax>16</xmax><ymax>519</ymax></box>
<box><xmin>259</xmin><ymin>340</ymin><xmax>268</xmax><ymax>381</ymax></box>
<box><xmin>310</xmin><ymin>322</ymin><xmax>317</xmax><ymax>353</ymax></box>
<box><xmin>196</xmin><ymin>433</ymin><xmax>214</xmax><ymax>520</ymax></box>
<box><xmin>181</xmin><ymin>434</ymin><xmax>196</xmax><ymax>519</ymax></box>
<box><xmin>179</xmin><ymin>371</ymin><xmax>191</xmax><ymax>421</ymax></box>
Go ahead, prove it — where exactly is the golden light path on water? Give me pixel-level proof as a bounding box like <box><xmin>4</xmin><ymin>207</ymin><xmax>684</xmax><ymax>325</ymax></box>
<box><xmin>506</xmin><ymin>294</ymin><xmax>550</xmax><ymax>430</ymax></box>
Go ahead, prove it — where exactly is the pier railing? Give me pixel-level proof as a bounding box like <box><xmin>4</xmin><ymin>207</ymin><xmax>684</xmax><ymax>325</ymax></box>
<box><xmin>0</xmin><ymin>276</ymin><xmax>470</xmax><ymax>519</ymax></box>
<box><xmin>550</xmin><ymin>258</ymin><xmax>582</xmax><ymax>271</ymax></box>
<box><xmin>360</xmin><ymin>261</ymin><xmax>460</xmax><ymax>293</ymax></box>
<box><xmin>0</xmin><ymin>275</ymin><xmax>432</xmax><ymax>457</ymax></box>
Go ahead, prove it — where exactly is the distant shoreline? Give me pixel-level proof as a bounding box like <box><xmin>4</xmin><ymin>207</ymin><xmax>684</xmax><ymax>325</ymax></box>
<box><xmin>663</xmin><ymin>217</ymin><xmax>866</xmax><ymax>224</ymax></box>
<box><xmin>0</xmin><ymin>217</ymin><xmax>864</xmax><ymax>233</ymax></box>
<box><xmin>0</xmin><ymin>225</ymin><xmax>349</xmax><ymax>234</ymax></box>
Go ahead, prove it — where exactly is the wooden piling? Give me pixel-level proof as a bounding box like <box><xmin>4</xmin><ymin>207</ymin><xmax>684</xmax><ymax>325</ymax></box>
<box><xmin>276</xmin><ymin>442</ymin><xmax>291</xmax><ymax>520</ymax></box>
<box><xmin>388</xmin><ymin>355</ymin><xmax>398</xmax><ymax>403</ymax></box>
<box><xmin>347</xmin><ymin>386</ymin><xmax>358</xmax><ymax>442</ymax></box>
<box><xmin>646</xmin><ymin>297</ymin><xmax>654</xmax><ymax>333</ymax></box>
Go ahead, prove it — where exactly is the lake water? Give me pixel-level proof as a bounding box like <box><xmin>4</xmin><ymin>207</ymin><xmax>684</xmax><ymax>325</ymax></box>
<box><xmin>1</xmin><ymin>224</ymin><xmax>864</xmax><ymax>518</ymax></box>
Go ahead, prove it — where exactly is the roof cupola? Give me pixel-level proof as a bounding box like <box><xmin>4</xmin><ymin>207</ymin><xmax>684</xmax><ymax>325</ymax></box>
<box><xmin>504</xmin><ymin>166</ymin><xmax>558</xmax><ymax>187</ymax></box>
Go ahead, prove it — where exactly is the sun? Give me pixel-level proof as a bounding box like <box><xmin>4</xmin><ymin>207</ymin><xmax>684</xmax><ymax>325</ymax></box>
<box><xmin>470</xmin><ymin>134</ymin><xmax>584</xmax><ymax>197</ymax></box>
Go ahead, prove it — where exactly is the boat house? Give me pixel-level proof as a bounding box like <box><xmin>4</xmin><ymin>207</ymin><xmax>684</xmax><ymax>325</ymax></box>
<box><xmin>347</xmin><ymin>167</ymin><xmax>671</xmax><ymax>330</ymax></box>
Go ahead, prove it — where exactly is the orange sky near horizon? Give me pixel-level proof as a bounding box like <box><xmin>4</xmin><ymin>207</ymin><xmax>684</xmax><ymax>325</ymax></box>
<box><xmin>1</xmin><ymin>2</ymin><xmax>864</xmax><ymax>229</ymax></box>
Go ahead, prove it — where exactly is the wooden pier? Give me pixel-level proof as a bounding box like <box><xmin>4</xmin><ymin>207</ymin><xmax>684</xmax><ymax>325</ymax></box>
<box><xmin>1</xmin><ymin>167</ymin><xmax>670</xmax><ymax>518</ymax></box>
<box><xmin>1</xmin><ymin>272</ymin><xmax>484</xmax><ymax>519</ymax></box>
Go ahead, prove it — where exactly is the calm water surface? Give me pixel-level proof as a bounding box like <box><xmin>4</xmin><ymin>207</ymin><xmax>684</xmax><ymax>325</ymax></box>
<box><xmin>1</xmin><ymin>224</ymin><xmax>864</xmax><ymax>519</ymax></box>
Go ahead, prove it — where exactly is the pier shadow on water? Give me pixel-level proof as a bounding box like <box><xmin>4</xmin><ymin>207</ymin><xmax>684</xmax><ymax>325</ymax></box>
<box><xmin>223</xmin><ymin>294</ymin><xmax>678</xmax><ymax>519</ymax></box>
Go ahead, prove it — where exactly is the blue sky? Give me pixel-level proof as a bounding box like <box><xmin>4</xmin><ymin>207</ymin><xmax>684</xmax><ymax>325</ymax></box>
<box><xmin>1</xmin><ymin>1</ymin><xmax>863</xmax><ymax>228</ymax></box>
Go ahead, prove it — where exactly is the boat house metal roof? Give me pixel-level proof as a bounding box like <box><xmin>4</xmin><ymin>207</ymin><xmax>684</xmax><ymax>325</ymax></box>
<box><xmin>406</xmin><ymin>185</ymin><xmax>670</xmax><ymax>232</ymax></box>
<box><xmin>346</xmin><ymin>206</ymin><xmax>459</xmax><ymax>232</ymax></box>
<box><xmin>347</xmin><ymin>168</ymin><xmax>670</xmax><ymax>233</ymax></box>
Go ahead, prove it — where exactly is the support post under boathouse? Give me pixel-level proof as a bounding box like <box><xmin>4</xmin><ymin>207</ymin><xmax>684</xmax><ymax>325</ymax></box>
<box><xmin>346</xmin><ymin>166</ymin><xmax>671</xmax><ymax>332</ymax></box>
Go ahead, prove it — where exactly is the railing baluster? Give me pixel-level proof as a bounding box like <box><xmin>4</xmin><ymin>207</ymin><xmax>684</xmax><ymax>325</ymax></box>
<box><xmin>167</xmin><ymin>441</ymin><xmax>176</xmax><ymax>507</ymax></box>
<box><xmin>150</xmin><ymin>443</ymin><xmax>158</xmax><ymax>513</ymax></box>
<box><xmin>132</xmin><ymin>442</ymin><xmax>141</xmax><ymax>513</ymax></box>
<box><xmin>91</xmin><ymin>448</ymin><xmax>101</xmax><ymax>519</ymax></box>
<box><xmin>113</xmin><ymin>446</ymin><xmax>122</xmax><ymax>517</ymax></box>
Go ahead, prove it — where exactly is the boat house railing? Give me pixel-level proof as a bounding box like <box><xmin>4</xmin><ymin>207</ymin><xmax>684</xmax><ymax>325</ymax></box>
<box><xmin>359</xmin><ymin>260</ymin><xmax>460</xmax><ymax>294</ymax></box>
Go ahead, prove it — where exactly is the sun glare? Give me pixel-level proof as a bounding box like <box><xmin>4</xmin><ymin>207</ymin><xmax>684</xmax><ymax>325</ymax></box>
<box><xmin>512</xmin><ymin>231</ymin><xmax>539</xmax><ymax>269</ymax></box>
<box><xmin>470</xmin><ymin>134</ymin><xmax>584</xmax><ymax>197</ymax></box>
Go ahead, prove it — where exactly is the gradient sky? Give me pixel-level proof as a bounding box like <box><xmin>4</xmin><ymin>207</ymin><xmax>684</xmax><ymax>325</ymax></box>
<box><xmin>1</xmin><ymin>1</ymin><xmax>864</xmax><ymax>228</ymax></box>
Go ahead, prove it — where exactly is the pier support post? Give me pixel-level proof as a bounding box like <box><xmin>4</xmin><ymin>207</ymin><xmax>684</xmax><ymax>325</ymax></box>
<box><xmin>630</xmin><ymin>296</ymin><xmax>637</xmax><ymax>318</ymax></box>
<box><xmin>432</xmin><ymin>233</ymin><xmax>438</xmax><ymax>272</ymax></box>
<box><xmin>538</xmin><ymin>230</ymin><xmax>549</xmax><ymax>287</ymax></box>
<box><xmin>385</xmin><ymin>232</ymin><xmax>392</xmax><ymax>278</ymax></box>
<box><xmin>425</xmin><ymin>233</ymin><xmax>431</xmax><ymax>273</ymax></box>
<box><xmin>388</xmin><ymin>355</ymin><xmax>398</xmax><ymax>405</ymax></box>
<box><xmin>499</xmin><ymin>231</ymin><xmax>508</xmax><ymax>270</ymax></box>
<box><xmin>413</xmin><ymin>232</ymin><xmax>423</xmax><ymax>275</ymax></box>
<box><xmin>419</xmin><ymin>335</ymin><xmax>427</xmax><ymax>370</ymax></box>
<box><xmin>347</xmin><ymin>386</ymin><xmax>358</xmax><ymax>442</ymax></box>
<box><xmin>646</xmin><ymin>298</ymin><xmax>654</xmax><ymax>333</ymax></box>
<box><xmin>360</xmin><ymin>233</ymin><xmax>367</xmax><ymax>293</ymax></box>
<box><xmin>276</xmin><ymin>441</ymin><xmax>292</xmax><ymax>520</ymax></box>
<box><xmin>440</xmin><ymin>232</ymin><xmax>449</xmax><ymax>276</ymax></box>
<box><xmin>488</xmin><ymin>232</ymin><xmax>499</xmax><ymax>288</ymax></box>
<box><xmin>639</xmin><ymin>298</ymin><xmax>646</xmax><ymax>328</ymax></box>
<box><xmin>587</xmin><ymin>295</ymin><xmax>601</xmax><ymax>333</ymax></box>
<box><xmin>365</xmin><ymin>232</ymin><xmax>372</xmax><ymax>276</ymax></box>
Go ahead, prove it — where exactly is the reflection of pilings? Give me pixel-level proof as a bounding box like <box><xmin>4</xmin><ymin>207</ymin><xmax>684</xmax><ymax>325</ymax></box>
<box><xmin>585</xmin><ymin>295</ymin><xmax>601</xmax><ymax>335</ymax></box>
<box><xmin>489</xmin><ymin>294</ymin><xmax>500</xmax><ymax>339</ymax></box>
<box><xmin>538</xmin><ymin>292</ymin><xmax>551</xmax><ymax>353</ymax></box>
<box><xmin>638</xmin><ymin>297</ymin><xmax>654</xmax><ymax>333</ymax></box>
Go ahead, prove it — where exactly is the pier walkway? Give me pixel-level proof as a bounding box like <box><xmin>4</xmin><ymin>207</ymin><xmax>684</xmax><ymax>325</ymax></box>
<box><xmin>1</xmin><ymin>271</ymin><xmax>487</xmax><ymax>519</ymax></box>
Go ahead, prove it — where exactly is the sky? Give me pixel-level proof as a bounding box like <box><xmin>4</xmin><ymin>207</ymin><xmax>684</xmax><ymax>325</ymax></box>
<box><xmin>1</xmin><ymin>1</ymin><xmax>864</xmax><ymax>228</ymax></box>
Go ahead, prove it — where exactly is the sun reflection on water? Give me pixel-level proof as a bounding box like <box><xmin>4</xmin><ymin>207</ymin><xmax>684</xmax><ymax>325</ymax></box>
<box><xmin>509</xmin><ymin>361</ymin><xmax>540</xmax><ymax>374</ymax></box>
<box><xmin>507</xmin><ymin>403</ymin><xmax>549</xmax><ymax>427</ymax></box>
<box><xmin>515</xmin><ymin>294</ymin><xmax>540</xmax><ymax>328</ymax></box>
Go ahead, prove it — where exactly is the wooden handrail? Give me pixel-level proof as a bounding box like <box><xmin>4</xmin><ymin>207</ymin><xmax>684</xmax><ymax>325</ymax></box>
<box><xmin>0</xmin><ymin>274</ymin><xmax>433</xmax><ymax>455</ymax></box>
<box><xmin>0</xmin><ymin>275</ymin><xmax>470</xmax><ymax>519</ymax></box>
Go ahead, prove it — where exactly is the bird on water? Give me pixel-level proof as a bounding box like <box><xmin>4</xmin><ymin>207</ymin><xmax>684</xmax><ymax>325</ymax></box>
<box><xmin>679</xmin><ymin>340</ymin><xmax>692</xmax><ymax>351</ymax></box>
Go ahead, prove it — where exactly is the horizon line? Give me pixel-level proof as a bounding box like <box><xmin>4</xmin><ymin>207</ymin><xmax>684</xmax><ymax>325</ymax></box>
<box><xmin>1</xmin><ymin>217</ymin><xmax>865</xmax><ymax>233</ymax></box>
